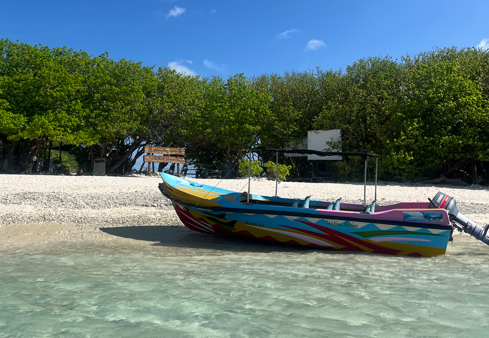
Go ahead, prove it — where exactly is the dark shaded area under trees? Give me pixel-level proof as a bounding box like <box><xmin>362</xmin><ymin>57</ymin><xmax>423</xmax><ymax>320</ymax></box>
<box><xmin>1</xmin><ymin>39</ymin><xmax>489</xmax><ymax>183</ymax></box>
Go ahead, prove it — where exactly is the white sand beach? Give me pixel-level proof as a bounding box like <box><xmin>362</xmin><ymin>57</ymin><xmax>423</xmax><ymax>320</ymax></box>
<box><xmin>1</xmin><ymin>174</ymin><xmax>489</xmax><ymax>251</ymax></box>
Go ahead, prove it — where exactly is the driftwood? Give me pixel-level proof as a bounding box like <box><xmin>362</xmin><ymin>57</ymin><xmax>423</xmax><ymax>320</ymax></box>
<box><xmin>425</xmin><ymin>174</ymin><xmax>470</xmax><ymax>186</ymax></box>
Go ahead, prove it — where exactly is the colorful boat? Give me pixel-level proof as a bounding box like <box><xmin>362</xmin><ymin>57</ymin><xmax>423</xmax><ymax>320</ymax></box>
<box><xmin>158</xmin><ymin>148</ymin><xmax>489</xmax><ymax>257</ymax></box>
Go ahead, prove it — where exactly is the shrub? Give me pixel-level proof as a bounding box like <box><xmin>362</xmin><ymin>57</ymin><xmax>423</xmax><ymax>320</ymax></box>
<box><xmin>238</xmin><ymin>159</ymin><xmax>263</xmax><ymax>177</ymax></box>
<box><xmin>60</xmin><ymin>163</ymin><xmax>72</xmax><ymax>175</ymax></box>
<box><xmin>263</xmin><ymin>161</ymin><xmax>292</xmax><ymax>181</ymax></box>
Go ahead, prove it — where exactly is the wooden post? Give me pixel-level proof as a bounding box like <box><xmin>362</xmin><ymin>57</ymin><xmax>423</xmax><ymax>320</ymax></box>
<box><xmin>148</xmin><ymin>160</ymin><xmax>151</xmax><ymax>175</ymax></box>
<box><xmin>152</xmin><ymin>153</ymin><xmax>155</xmax><ymax>173</ymax></box>
<box><xmin>177</xmin><ymin>163</ymin><xmax>180</xmax><ymax>177</ymax></box>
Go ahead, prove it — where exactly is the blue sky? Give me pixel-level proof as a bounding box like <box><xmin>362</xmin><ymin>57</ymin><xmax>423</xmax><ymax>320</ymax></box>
<box><xmin>1</xmin><ymin>0</ymin><xmax>488</xmax><ymax>78</ymax></box>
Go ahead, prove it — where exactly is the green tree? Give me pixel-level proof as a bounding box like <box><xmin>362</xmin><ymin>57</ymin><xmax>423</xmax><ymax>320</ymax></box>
<box><xmin>382</xmin><ymin>57</ymin><xmax>489</xmax><ymax>179</ymax></box>
<box><xmin>0</xmin><ymin>39</ymin><xmax>94</xmax><ymax>171</ymax></box>
<box><xmin>102</xmin><ymin>67</ymin><xmax>207</xmax><ymax>174</ymax></box>
<box><xmin>312</xmin><ymin>57</ymin><xmax>403</xmax><ymax>180</ymax></box>
<box><xmin>255</xmin><ymin>70</ymin><xmax>323</xmax><ymax>149</ymax></box>
<box><xmin>314</xmin><ymin>56</ymin><xmax>402</xmax><ymax>154</ymax></box>
<box><xmin>81</xmin><ymin>56</ymin><xmax>146</xmax><ymax>160</ymax></box>
<box><xmin>188</xmin><ymin>74</ymin><xmax>270</xmax><ymax>166</ymax></box>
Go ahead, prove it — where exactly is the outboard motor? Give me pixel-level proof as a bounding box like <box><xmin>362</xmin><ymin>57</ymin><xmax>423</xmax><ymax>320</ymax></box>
<box><xmin>430</xmin><ymin>192</ymin><xmax>489</xmax><ymax>246</ymax></box>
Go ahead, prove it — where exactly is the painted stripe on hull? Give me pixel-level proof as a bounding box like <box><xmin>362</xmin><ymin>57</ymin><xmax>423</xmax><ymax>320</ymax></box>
<box><xmin>369</xmin><ymin>237</ymin><xmax>431</xmax><ymax>243</ymax></box>
<box><xmin>175</xmin><ymin>204</ymin><xmax>215</xmax><ymax>234</ymax></box>
<box><xmin>246</xmin><ymin>224</ymin><xmax>335</xmax><ymax>247</ymax></box>
<box><xmin>180</xmin><ymin>203</ymin><xmax>452</xmax><ymax>231</ymax></box>
<box><xmin>172</xmin><ymin>203</ymin><xmax>449</xmax><ymax>256</ymax></box>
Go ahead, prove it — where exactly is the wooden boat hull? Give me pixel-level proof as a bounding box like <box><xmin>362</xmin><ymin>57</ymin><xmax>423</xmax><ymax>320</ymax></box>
<box><xmin>172</xmin><ymin>202</ymin><xmax>449</xmax><ymax>257</ymax></box>
<box><xmin>159</xmin><ymin>173</ymin><xmax>452</xmax><ymax>257</ymax></box>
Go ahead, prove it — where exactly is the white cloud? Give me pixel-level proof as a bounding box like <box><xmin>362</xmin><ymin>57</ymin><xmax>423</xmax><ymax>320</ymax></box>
<box><xmin>166</xmin><ymin>6</ymin><xmax>186</xmax><ymax>19</ymax></box>
<box><xmin>168</xmin><ymin>61</ymin><xmax>196</xmax><ymax>76</ymax></box>
<box><xmin>277</xmin><ymin>29</ymin><xmax>299</xmax><ymax>39</ymax></box>
<box><xmin>203</xmin><ymin>59</ymin><xmax>225</xmax><ymax>72</ymax></box>
<box><xmin>305</xmin><ymin>39</ymin><xmax>326</xmax><ymax>51</ymax></box>
<box><xmin>477</xmin><ymin>38</ymin><xmax>489</xmax><ymax>49</ymax></box>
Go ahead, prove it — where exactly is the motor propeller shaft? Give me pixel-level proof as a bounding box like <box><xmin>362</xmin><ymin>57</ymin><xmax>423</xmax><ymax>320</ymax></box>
<box><xmin>452</xmin><ymin>213</ymin><xmax>489</xmax><ymax>245</ymax></box>
<box><xmin>431</xmin><ymin>192</ymin><xmax>489</xmax><ymax>246</ymax></box>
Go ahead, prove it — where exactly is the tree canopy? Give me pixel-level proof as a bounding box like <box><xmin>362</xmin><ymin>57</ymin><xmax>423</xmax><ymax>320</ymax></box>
<box><xmin>1</xmin><ymin>39</ymin><xmax>489</xmax><ymax>183</ymax></box>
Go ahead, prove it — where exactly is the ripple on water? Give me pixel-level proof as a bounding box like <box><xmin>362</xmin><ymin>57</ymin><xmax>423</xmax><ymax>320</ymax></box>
<box><xmin>1</xmin><ymin>241</ymin><xmax>489</xmax><ymax>337</ymax></box>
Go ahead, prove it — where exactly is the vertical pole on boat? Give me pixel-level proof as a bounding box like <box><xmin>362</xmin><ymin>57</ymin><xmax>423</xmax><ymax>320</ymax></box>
<box><xmin>375</xmin><ymin>157</ymin><xmax>378</xmax><ymax>201</ymax></box>
<box><xmin>364</xmin><ymin>157</ymin><xmax>367</xmax><ymax>209</ymax></box>
<box><xmin>247</xmin><ymin>149</ymin><xmax>251</xmax><ymax>204</ymax></box>
<box><xmin>275</xmin><ymin>151</ymin><xmax>278</xmax><ymax>197</ymax></box>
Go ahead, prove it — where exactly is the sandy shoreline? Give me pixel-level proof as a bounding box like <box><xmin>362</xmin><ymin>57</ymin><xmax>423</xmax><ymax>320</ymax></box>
<box><xmin>1</xmin><ymin>174</ymin><xmax>489</xmax><ymax>253</ymax></box>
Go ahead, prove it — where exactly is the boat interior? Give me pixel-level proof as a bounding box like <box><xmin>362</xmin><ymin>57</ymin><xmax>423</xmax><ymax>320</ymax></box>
<box><xmin>228</xmin><ymin>192</ymin><xmax>380</xmax><ymax>214</ymax></box>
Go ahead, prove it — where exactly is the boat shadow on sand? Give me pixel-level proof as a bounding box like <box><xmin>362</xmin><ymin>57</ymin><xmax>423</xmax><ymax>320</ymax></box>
<box><xmin>99</xmin><ymin>225</ymin><xmax>349</xmax><ymax>254</ymax></box>
<box><xmin>99</xmin><ymin>225</ymin><xmax>489</xmax><ymax>256</ymax></box>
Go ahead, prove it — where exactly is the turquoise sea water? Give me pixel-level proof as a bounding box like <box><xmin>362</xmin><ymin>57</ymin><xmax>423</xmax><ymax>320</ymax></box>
<box><xmin>1</xmin><ymin>235</ymin><xmax>489</xmax><ymax>338</ymax></box>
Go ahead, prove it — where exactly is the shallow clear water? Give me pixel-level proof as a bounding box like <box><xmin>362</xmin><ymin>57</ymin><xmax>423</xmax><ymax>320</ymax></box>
<box><xmin>1</xmin><ymin>237</ymin><xmax>489</xmax><ymax>338</ymax></box>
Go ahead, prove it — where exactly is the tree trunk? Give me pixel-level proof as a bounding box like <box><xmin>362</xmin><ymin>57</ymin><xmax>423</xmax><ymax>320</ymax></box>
<box><xmin>138</xmin><ymin>161</ymin><xmax>145</xmax><ymax>173</ymax></box>
<box><xmin>106</xmin><ymin>142</ymin><xmax>116</xmax><ymax>157</ymax></box>
<box><xmin>444</xmin><ymin>159</ymin><xmax>467</xmax><ymax>176</ymax></box>
<box><xmin>47</xmin><ymin>141</ymin><xmax>52</xmax><ymax>165</ymax></box>
<box><xmin>59</xmin><ymin>142</ymin><xmax>63</xmax><ymax>165</ymax></box>
<box><xmin>472</xmin><ymin>158</ymin><xmax>478</xmax><ymax>185</ymax></box>
<box><xmin>17</xmin><ymin>139</ymin><xmax>39</xmax><ymax>173</ymax></box>
<box><xmin>425</xmin><ymin>174</ymin><xmax>470</xmax><ymax>186</ymax></box>
<box><xmin>100</xmin><ymin>141</ymin><xmax>107</xmax><ymax>159</ymax></box>
<box><xmin>6</xmin><ymin>141</ymin><xmax>16</xmax><ymax>171</ymax></box>
<box><xmin>130</xmin><ymin>148</ymin><xmax>145</xmax><ymax>167</ymax></box>
<box><xmin>157</xmin><ymin>162</ymin><xmax>168</xmax><ymax>172</ymax></box>
<box><xmin>106</xmin><ymin>139</ymin><xmax>144</xmax><ymax>174</ymax></box>
<box><xmin>225</xmin><ymin>145</ymin><xmax>231</xmax><ymax>164</ymax></box>
<box><xmin>89</xmin><ymin>146</ymin><xmax>94</xmax><ymax>172</ymax></box>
